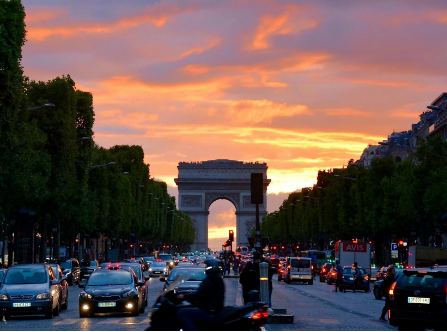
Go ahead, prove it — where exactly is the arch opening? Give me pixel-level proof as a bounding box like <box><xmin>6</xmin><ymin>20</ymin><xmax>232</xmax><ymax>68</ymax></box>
<box><xmin>208</xmin><ymin>199</ymin><xmax>236</xmax><ymax>252</ymax></box>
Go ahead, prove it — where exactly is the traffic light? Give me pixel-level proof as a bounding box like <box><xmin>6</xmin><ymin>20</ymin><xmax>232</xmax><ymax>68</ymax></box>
<box><xmin>251</xmin><ymin>173</ymin><xmax>264</xmax><ymax>204</ymax></box>
<box><xmin>229</xmin><ymin>230</ymin><xmax>234</xmax><ymax>242</ymax></box>
<box><xmin>130</xmin><ymin>244</ymin><xmax>134</xmax><ymax>248</ymax></box>
<box><xmin>75</xmin><ymin>238</ymin><xmax>79</xmax><ymax>243</ymax></box>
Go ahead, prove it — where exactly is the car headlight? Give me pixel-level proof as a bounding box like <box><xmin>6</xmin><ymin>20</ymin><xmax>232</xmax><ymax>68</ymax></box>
<box><xmin>163</xmin><ymin>268</ymin><xmax>168</xmax><ymax>272</ymax></box>
<box><xmin>349</xmin><ymin>277</ymin><xmax>354</xmax><ymax>280</ymax></box>
<box><xmin>37</xmin><ymin>293</ymin><xmax>51</xmax><ymax>299</ymax></box>
<box><xmin>122</xmin><ymin>290</ymin><xmax>137</xmax><ymax>298</ymax></box>
<box><xmin>0</xmin><ymin>294</ymin><xmax>8</xmax><ymax>300</ymax></box>
<box><xmin>169</xmin><ymin>262</ymin><xmax>174</xmax><ymax>265</ymax></box>
<box><xmin>80</xmin><ymin>291</ymin><xmax>93</xmax><ymax>299</ymax></box>
<box><xmin>149</xmin><ymin>268</ymin><xmax>153</xmax><ymax>272</ymax></box>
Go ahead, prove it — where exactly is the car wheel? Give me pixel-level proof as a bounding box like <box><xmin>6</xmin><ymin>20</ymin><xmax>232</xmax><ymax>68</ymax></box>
<box><xmin>131</xmin><ymin>305</ymin><xmax>140</xmax><ymax>317</ymax></box>
<box><xmin>45</xmin><ymin>306</ymin><xmax>53</xmax><ymax>319</ymax></box>
<box><xmin>277</xmin><ymin>275</ymin><xmax>281</xmax><ymax>281</ymax></box>
<box><xmin>61</xmin><ymin>293</ymin><xmax>68</xmax><ymax>310</ymax></box>
<box><xmin>79</xmin><ymin>310</ymin><xmax>89</xmax><ymax>318</ymax></box>
<box><xmin>53</xmin><ymin>299</ymin><xmax>61</xmax><ymax>316</ymax></box>
<box><xmin>285</xmin><ymin>275</ymin><xmax>290</xmax><ymax>284</ymax></box>
<box><xmin>308</xmin><ymin>279</ymin><xmax>313</xmax><ymax>285</ymax></box>
<box><xmin>374</xmin><ymin>286</ymin><xmax>382</xmax><ymax>300</ymax></box>
<box><xmin>139</xmin><ymin>302</ymin><xmax>145</xmax><ymax>314</ymax></box>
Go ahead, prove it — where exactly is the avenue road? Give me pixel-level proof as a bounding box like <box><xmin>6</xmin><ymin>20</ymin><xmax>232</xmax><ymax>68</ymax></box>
<box><xmin>2</xmin><ymin>275</ymin><xmax>397</xmax><ymax>331</ymax></box>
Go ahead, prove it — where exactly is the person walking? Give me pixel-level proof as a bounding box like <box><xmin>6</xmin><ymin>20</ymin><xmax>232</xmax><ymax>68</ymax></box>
<box><xmin>239</xmin><ymin>260</ymin><xmax>260</xmax><ymax>304</ymax></box>
<box><xmin>233</xmin><ymin>256</ymin><xmax>239</xmax><ymax>275</ymax></box>
<box><xmin>225</xmin><ymin>258</ymin><xmax>231</xmax><ymax>276</ymax></box>
<box><xmin>335</xmin><ymin>260</ymin><xmax>344</xmax><ymax>293</ymax></box>
<box><xmin>379</xmin><ymin>266</ymin><xmax>396</xmax><ymax>321</ymax></box>
<box><xmin>352</xmin><ymin>262</ymin><xmax>362</xmax><ymax>293</ymax></box>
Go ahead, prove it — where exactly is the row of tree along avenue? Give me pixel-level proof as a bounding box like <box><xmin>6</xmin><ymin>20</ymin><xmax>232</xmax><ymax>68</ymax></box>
<box><xmin>0</xmin><ymin>0</ymin><xmax>194</xmax><ymax>265</ymax></box>
<box><xmin>262</xmin><ymin>136</ymin><xmax>447</xmax><ymax>266</ymax></box>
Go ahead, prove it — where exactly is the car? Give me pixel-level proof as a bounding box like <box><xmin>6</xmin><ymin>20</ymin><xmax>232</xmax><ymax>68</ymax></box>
<box><xmin>389</xmin><ymin>268</ymin><xmax>447</xmax><ymax>331</ymax></box>
<box><xmin>341</xmin><ymin>265</ymin><xmax>370</xmax><ymax>292</ymax></box>
<box><xmin>319</xmin><ymin>262</ymin><xmax>332</xmax><ymax>282</ymax></box>
<box><xmin>284</xmin><ymin>257</ymin><xmax>313</xmax><ymax>285</ymax></box>
<box><xmin>177</xmin><ymin>261</ymin><xmax>192</xmax><ymax>267</ymax></box>
<box><xmin>78</xmin><ymin>268</ymin><xmax>145</xmax><ymax>317</ymax></box>
<box><xmin>157</xmin><ymin>254</ymin><xmax>175</xmax><ymax>270</ymax></box>
<box><xmin>375</xmin><ymin>266</ymin><xmax>388</xmax><ymax>281</ymax></box>
<box><xmin>148</xmin><ymin>261</ymin><xmax>169</xmax><ymax>277</ymax></box>
<box><xmin>373</xmin><ymin>271</ymin><xmax>402</xmax><ymax>300</ymax></box>
<box><xmin>326</xmin><ymin>267</ymin><xmax>338</xmax><ymax>285</ymax></box>
<box><xmin>80</xmin><ymin>259</ymin><xmax>99</xmax><ymax>281</ymax></box>
<box><xmin>49</xmin><ymin>264</ymin><xmax>69</xmax><ymax>310</ymax></box>
<box><xmin>160</xmin><ymin>266</ymin><xmax>206</xmax><ymax>294</ymax></box>
<box><xmin>277</xmin><ymin>262</ymin><xmax>286</xmax><ymax>281</ymax></box>
<box><xmin>270</xmin><ymin>257</ymin><xmax>280</xmax><ymax>273</ymax></box>
<box><xmin>0</xmin><ymin>263</ymin><xmax>63</xmax><ymax>319</ymax></box>
<box><xmin>0</xmin><ymin>268</ymin><xmax>5</xmax><ymax>282</ymax></box>
<box><xmin>116</xmin><ymin>262</ymin><xmax>149</xmax><ymax>307</ymax></box>
<box><xmin>370</xmin><ymin>266</ymin><xmax>379</xmax><ymax>281</ymax></box>
<box><xmin>59</xmin><ymin>258</ymin><xmax>80</xmax><ymax>285</ymax></box>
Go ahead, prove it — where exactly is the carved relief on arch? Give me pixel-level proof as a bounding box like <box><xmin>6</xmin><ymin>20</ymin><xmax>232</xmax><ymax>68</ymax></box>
<box><xmin>205</xmin><ymin>192</ymin><xmax>240</xmax><ymax>210</ymax></box>
<box><xmin>245</xmin><ymin>218</ymin><xmax>256</xmax><ymax>237</ymax></box>
<box><xmin>191</xmin><ymin>219</ymin><xmax>199</xmax><ymax>241</ymax></box>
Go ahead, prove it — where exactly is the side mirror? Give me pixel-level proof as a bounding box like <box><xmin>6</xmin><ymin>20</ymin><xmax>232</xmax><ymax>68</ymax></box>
<box><xmin>159</xmin><ymin>277</ymin><xmax>166</xmax><ymax>282</ymax></box>
<box><xmin>136</xmin><ymin>282</ymin><xmax>145</xmax><ymax>287</ymax></box>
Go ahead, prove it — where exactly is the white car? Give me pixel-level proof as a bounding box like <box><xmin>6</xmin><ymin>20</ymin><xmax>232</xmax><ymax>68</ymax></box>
<box><xmin>148</xmin><ymin>262</ymin><xmax>169</xmax><ymax>277</ymax></box>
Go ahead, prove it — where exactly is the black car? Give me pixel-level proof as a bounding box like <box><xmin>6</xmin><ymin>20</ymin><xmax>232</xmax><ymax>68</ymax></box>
<box><xmin>160</xmin><ymin>266</ymin><xmax>206</xmax><ymax>294</ymax></box>
<box><xmin>49</xmin><ymin>264</ymin><xmax>69</xmax><ymax>310</ymax></box>
<box><xmin>117</xmin><ymin>262</ymin><xmax>149</xmax><ymax>307</ymax></box>
<box><xmin>373</xmin><ymin>271</ymin><xmax>401</xmax><ymax>300</ymax></box>
<box><xmin>319</xmin><ymin>262</ymin><xmax>332</xmax><ymax>282</ymax></box>
<box><xmin>0</xmin><ymin>263</ymin><xmax>63</xmax><ymax>319</ymax></box>
<box><xmin>78</xmin><ymin>269</ymin><xmax>145</xmax><ymax>317</ymax></box>
<box><xmin>59</xmin><ymin>258</ymin><xmax>80</xmax><ymax>285</ymax></box>
<box><xmin>341</xmin><ymin>266</ymin><xmax>370</xmax><ymax>292</ymax></box>
<box><xmin>389</xmin><ymin>268</ymin><xmax>447</xmax><ymax>331</ymax></box>
<box><xmin>80</xmin><ymin>259</ymin><xmax>99</xmax><ymax>281</ymax></box>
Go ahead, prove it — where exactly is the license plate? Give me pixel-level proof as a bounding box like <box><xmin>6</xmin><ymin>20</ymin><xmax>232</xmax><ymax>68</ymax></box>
<box><xmin>13</xmin><ymin>303</ymin><xmax>31</xmax><ymax>307</ymax></box>
<box><xmin>408</xmin><ymin>297</ymin><xmax>430</xmax><ymax>304</ymax></box>
<box><xmin>98</xmin><ymin>302</ymin><xmax>116</xmax><ymax>307</ymax></box>
<box><xmin>154</xmin><ymin>271</ymin><xmax>161</xmax><ymax>274</ymax></box>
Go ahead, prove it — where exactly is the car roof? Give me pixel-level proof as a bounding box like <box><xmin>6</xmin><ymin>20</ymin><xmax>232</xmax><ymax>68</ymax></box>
<box><xmin>9</xmin><ymin>264</ymin><xmax>46</xmax><ymax>269</ymax></box>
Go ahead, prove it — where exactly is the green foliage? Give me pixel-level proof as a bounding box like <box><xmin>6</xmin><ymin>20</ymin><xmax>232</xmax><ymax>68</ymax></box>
<box><xmin>264</xmin><ymin>137</ymin><xmax>447</xmax><ymax>252</ymax></box>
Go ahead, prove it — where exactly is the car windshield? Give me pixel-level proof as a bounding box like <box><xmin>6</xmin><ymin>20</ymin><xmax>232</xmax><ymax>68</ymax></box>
<box><xmin>4</xmin><ymin>268</ymin><xmax>46</xmax><ymax>284</ymax></box>
<box><xmin>81</xmin><ymin>261</ymin><xmax>97</xmax><ymax>267</ymax></box>
<box><xmin>120</xmin><ymin>265</ymin><xmax>142</xmax><ymax>280</ymax></box>
<box><xmin>158</xmin><ymin>255</ymin><xmax>172</xmax><ymax>262</ymax></box>
<box><xmin>59</xmin><ymin>261</ymin><xmax>71</xmax><ymax>269</ymax></box>
<box><xmin>343</xmin><ymin>268</ymin><xmax>366</xmax><ymax>274</ymax></box>
<box><xmin>399</xmin><ymin>271</ymin><xmax>447</xmax><ymax>290</ymax></box>
<box><xmin>169</xmin><ymin>269</ymin><xmax>206</xmax><ymax>281</ymax></box>
<box><xmin>291</xmin><ymin>259</ymin><xmax>310</xmax><ymax>268</ymax></box>
<box><xmin>152</xmin><ymin>262</ymin><xmax>166</xmax><ymax>267</ymax></box>
<box><xmin>87</xmin><ymin>272</ymin><xmax>132</xmax><ymax>286</ymax></box>
<box><xmin>143</xmin><ymin>257</ymin><xmax>153</xmax><ymax>261</ymax></box>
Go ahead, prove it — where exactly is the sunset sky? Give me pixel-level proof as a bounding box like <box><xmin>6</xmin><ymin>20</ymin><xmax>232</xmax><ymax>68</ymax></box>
<box><xmin>21</xmin><ymin>0</ymin><xmax>447</xmax><ymax>250</ymax></box>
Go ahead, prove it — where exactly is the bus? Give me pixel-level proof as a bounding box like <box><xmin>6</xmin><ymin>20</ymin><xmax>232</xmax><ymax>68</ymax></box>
<box><xmin>299</xmin><ymin>250</ymin><xmax>327</xmax><ymax>273</ymax></box>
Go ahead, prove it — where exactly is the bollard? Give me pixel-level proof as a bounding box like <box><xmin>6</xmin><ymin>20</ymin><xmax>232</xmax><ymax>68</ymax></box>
<box><xmin>259</xmin><ymin>262</ymin><xmax>269</xmax><ymax>304</ymax></box>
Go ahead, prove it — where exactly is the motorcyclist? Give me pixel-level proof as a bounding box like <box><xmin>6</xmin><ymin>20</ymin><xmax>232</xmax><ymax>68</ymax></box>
<box><xmin>176</xmin><ymin>258</ymin><xmax>225</xmax><ymax>331</ymax></box>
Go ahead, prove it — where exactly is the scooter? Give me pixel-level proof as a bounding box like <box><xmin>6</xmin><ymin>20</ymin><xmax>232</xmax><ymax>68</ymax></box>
<box><xmin>147</xmin><ymin>275</ymin><xmax>268</xmax><ymax>331</ymax></box>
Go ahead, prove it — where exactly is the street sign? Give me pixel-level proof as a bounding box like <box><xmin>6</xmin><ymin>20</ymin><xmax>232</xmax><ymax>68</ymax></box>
<box><xmin>391</xmin><ymin>243</ymin><xmax>398</xmax><ymax>251</ymax></box>
<box><xmin>325</xmin><ymin>250</ymin><xmax>331</xmax><ymax>257</ymax></box>
<box><xmin>391</xmin><ymin>242</ymin><xmax>398</xmax><ymax>258</ymax></box>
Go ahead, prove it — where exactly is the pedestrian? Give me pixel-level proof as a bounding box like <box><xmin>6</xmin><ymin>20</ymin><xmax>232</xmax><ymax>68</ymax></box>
<box><xmin>233</xmin><ymin>256</ymin><xmax>239</xmax><ymax>275</ymax></box>
<box><xmin>263</xmin><ymin>257</ymin><xmax>274</xmax><ymax>308</ymax></box>
<box><xmin>335</xmin><ymin>260</ymin><xmax>344</xmax><ymax>292</ymax></box>
<box><xmin>239</xmin><ymin>261</ymin><xmax>260</xmax><ymax>304</ymax></box>
<box><xmin>379</xmin><ymin>267</ymin><xmax>396</xmax><ymax>321</ymax></box>
<box><xmin>352</xmin><ymin>262</ymin><xmax>362</xmax><ymax>293</ymax></box>
<box><xmin>225</xmin><ymin>258</ymin><xmax>231</xmax><ymax>275</ymax></box>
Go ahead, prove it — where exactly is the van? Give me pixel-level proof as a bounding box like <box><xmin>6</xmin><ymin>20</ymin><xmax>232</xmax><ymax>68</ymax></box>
<box><xmin>284</xmin><ymin>257</ymin><xmax>313</xmax><ymax>285</ymax></box>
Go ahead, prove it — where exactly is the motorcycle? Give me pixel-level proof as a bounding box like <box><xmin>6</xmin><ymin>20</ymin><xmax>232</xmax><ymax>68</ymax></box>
<box><xmin>147</xmin><ymin>275</ymin><xmax>268</xmax><ymax>331</ymax></box>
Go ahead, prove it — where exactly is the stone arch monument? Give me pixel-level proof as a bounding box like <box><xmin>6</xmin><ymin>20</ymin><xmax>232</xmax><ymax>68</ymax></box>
<box><xmin>174</xmin><ymin>159</ymin><xmax>271</xmax><ymax>251</ymax></box>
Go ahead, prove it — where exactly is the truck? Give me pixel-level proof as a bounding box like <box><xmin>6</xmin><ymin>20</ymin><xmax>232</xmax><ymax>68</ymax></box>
<box><xmin>408</xmin><ymin>246</ymin><xmax>447</xmax><ymax>268</ymax></box>
<box><xmin>335</xmin><ymin>241</ymin><xmax>372</xmax><ymax>275</ymax></box>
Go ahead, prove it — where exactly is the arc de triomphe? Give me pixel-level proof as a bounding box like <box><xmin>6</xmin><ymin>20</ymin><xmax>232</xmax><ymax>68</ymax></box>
<box><xmin>174</xmin><ymin>159</ymin><xmax>271</xmax><ymax>251</ymax></box>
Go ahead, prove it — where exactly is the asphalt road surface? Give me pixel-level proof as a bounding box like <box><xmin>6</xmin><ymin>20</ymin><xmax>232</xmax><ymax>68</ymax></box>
<box><xmin>2</xmin><ymin>274</ymin><xmax>397</xmax><ymax>331</ymax></box>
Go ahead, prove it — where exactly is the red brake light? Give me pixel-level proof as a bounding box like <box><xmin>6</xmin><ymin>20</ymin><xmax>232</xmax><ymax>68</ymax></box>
<box><xmin>363</xmin><ymin>275</ymin><xmax>369</xmax><ymax>280</ymax></box>
<box><xmin>311</xmin><ymin>265</ymin><xmax>314</xmax><ymax>270</ymax></box>
<box><xmin>389</xmin><ymin>282</ymin><xmax>397</xmax><ymax>300</ymax></box>
<box><xmin>251</xmin><ymin>312</ymin><xmax>262</xmax><ymax>319</ymax></box>
<box><xmin>262</xmin><ymin>311</ymin><xmax>269</xmax><ymax>318</ymax></box>
<box><xmin>322</xmin><ymin>268</ymin><xmax>326</xmax><ymax>273</ymax></box>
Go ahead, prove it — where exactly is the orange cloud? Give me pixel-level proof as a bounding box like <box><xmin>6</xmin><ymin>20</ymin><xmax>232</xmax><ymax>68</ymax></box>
<box><xmin>26</xmin><ymin>3</ymin><xmax>196</xmax><ymax>41</ymax></box>
<box><xmin>228</xmin><ymin>99</ymin><xmax>309</xmax><ymax>124</ymax></box>
<box><xmin>250</xmin><ymin>6</ymin><xmax>318</xmax><ymax>50</ymax></box>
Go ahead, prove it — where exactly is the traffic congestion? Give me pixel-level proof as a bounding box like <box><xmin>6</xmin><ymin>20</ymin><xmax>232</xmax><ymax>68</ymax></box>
<box><xmin>2</xmin><ymin>247</ymin><xmax>447</xmax><ymax>331</ymax></box>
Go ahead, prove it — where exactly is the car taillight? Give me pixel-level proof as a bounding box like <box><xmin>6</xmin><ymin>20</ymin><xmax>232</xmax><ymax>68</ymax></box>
<box><xmin>311</xmin><ymin>265</ymin><xmax>314</xmax><ymax>270</ymax></box>
<box><xmin>322</xmin><ymin>268</ymin><xmax>326</xmax><ymax>273</ymax></box>
<box><xmin>251</xmin><ymin>310</ymin><xmax>268</xmax><ymax>319</ymax></box>
<box><xmin>363</xmin><ymin>275</ymin><xmax>369</xmax><ymax>280</ymax></box>
<box><xmin>389</xmin><ymin>282</ymin><xmax>397</xmax><ymax>300</ymax></box>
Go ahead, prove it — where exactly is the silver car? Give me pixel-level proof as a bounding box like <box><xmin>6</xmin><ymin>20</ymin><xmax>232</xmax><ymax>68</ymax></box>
<box><xmin>148</xmin><ymin>262</ymin><xmax>169</xmax><ymax>277</ymax></box>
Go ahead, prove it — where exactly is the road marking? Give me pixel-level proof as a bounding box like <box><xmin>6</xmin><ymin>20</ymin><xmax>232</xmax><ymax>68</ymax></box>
<box><xmin>54</xmin><ymin>319</ymin><xmax>78</xmax><ymax>325</ymax></box>
<box><xmin>319</xmin><ymin>319</ymin><xmax>339</xmax><ymax>324</ymax></box>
